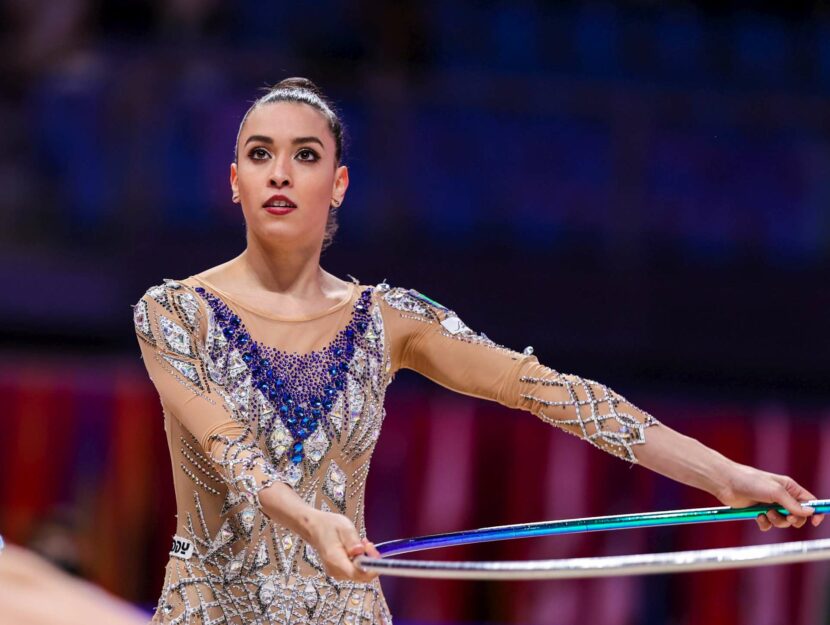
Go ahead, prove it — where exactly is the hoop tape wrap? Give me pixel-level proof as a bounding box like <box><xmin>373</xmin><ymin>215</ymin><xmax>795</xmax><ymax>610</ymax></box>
<box><xmin>355</xmin><ymin>499</ymin><xmax>830</xmax><ymax>580</ymax></box>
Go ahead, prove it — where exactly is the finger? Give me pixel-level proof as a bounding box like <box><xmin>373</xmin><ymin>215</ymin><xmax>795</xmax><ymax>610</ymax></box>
<box><xmin>360</xmin><ymin>537</ymin><xmax>380</xmax><ymax>557</ymax></box>
<box><xmin>766</xmin><ymin>509</ymin><xmax>791</xmax><ymax>529</ymax></box>
<box><xmin>353</xmin><ymin>539</ymin><xmax>381</xmax><ymax>581</ymax></box>
<box><xmin>364</xmin><ymin>540</ymin><xmax>382</xmax><ymax>559</ymax></box>
<box><xmin>345</xmin><ymin>542</ymin><xmax>365</xmax><ymax>558</ymax></box>
<box><xmin>812</xmin><ymin>514</ymin><xmax>825</xmax><ymax>527</ymax></box>
<box><xmin>777</xmin><ymin>480</ymin><xmax>815</xmax><ymax>517</ymax></box>
<box><xmin>757</xmin><ymin>514</ymin><xmax>772</xmax><ymax>531</ymax></box>
<box><xmin>348</xmin><ymin>553</ymin><xmax>378</xmax><ymax>583</ymax></box>
<box><xmin>337</xmin><ymin>524</ymin><xmax>365</xmax><ymax>557</ymax></box>
<box><xmin>327</xmin><ymin>552</ymin><xmax>358</xmax><ymax>581</ymax></box>
<box><xmin>787</xmin><ymin>514</ymin><xmax>807</xmax><ymax>528</ymax></box>
<box><xmin>321</xmin><ymin>539</ymin><xmax>360</xmax><ymax>582</ymax></box>
<box><xmin>341</xmin><ymin>540</ymin><xmax>378</xmax><ymax>582</ymax></box>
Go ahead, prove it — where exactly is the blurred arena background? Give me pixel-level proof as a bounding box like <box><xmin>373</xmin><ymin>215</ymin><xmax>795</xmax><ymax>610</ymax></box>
<box><xmin>1</xmin><ymin>1</ymin><xmax>829</xmax><ymax>623</ymax></box>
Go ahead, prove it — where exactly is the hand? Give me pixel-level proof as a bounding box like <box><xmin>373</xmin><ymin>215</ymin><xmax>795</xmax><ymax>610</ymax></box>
<box><xmin>305</xmin><ymin>510</ymin><xmax>381</xmax><ymax>582</ymax></box>
<box><xmin>716</xmin><ymin>462</ymin><xmax>825</xmax><ymax>532</ymax></box>
<box><xmin>0</xmin><ymin>542</ymin><xmax>147</xmax><ymax>625</ymax></box>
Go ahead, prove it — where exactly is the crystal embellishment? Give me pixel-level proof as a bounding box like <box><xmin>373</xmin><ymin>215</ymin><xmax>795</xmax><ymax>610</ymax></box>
<box><xmin>440</xmin><ymin>315</ymin><xmax>470</xmax><ymax>335</ymax></box>
<box><xmin>259</xmin><ymin>578</ymin><xmax>277</xmax><ymax>606</ymax></box>
<box><xmin>519</xmin><ymin>368</ymin><xmax>660</xmax><ymax>463</ymax></box>
<box><xmin>304</xmin><ymin>427</ymin><xmax>330</xmax><ymax>465</ymax></box>
<box><xmin>268</xmin><ymin>420</ymin><xmax>291</xmax><ymax>461</ymax></box>
<box><xmin>324</xmin><ymin>461</ymin><xmax>347</xmax><ymax>510</ymax></box>
<box><xmin>238</xmin><ymin>506</ymin><xmax>256</xmax><ymax>535</ymax></box>
<box><xmin>304</xmin><ymin>582</ymin><xmax>319</xmax><ymax>609</ymax></box>
<box><xmin>304</xmin><ymin>542</ymin><xmax>322</xmax><ymax>571</ymax></box>
<box><xmin>162</xmin><ymin>355</ymin><xmax>201</xmax><ymax>386</ymax></box>
<box><xmin>147</xmin><ymin>285</ymin><xmax>171</xmax><ymax>309</ymax></box>
<box><xmin>284</xmin><ymin>463</ymin><xmax>303</xmax><ymax>488</ymax></box>
<box><xmin>206</xmin><ymin>519</ymin><xmax>234</xmax><ymax>556</ymax></box>
<box><xmin>253</xmin><ymin>540</ymin><xmax>270</xmax><ymax>568</ymax></box>
<box><xmin>225</xmin><ymin>551</ymin><xmax>245</xmax><ymax>579</ymax></box>
<box><xmin>140</xmin><ymin>281</ymin><xmax>395</xmax><ymax>622</ymax></box>
<box><xmin>159</xmin><ymin>315</ymin><xmax>192</xmax><ymax>356</ymax></box>
<box><xmin>195</xmin><ymin>286</ymin><xmax>379</xmax><ymax>466</ymax></box>
<box><xmin>133</xmin><ymin>299</ymin><xmax>152</xmax><ymax>340</ymax></box>
<box><xmin>175</xmin><ymin>292</ymin><xmax>200</xmax><ymax>329</ymax></box>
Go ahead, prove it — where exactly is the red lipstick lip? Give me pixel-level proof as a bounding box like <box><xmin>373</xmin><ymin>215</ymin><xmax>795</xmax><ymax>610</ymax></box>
<box><xmin>262</xmin><ymin>194</ymin><xmax>297</xmax><ymax>215</ymax></box>
<box><xmin>264</xmin><ymin>205</ymin><xmax>296</xmax><ymax>216</ymax></box>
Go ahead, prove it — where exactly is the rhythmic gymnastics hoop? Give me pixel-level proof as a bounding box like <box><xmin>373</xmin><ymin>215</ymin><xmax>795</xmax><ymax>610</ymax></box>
<box><xmin>355</xmin><ymin>499</ymin><xmax>830</xmax><ymax>580</ymax></box>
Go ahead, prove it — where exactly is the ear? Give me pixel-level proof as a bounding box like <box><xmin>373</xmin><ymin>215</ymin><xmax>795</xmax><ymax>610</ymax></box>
<box><xmin>332</xmin><ymin>164</ymin><xmax>349</xmax><ymax>205</ymax></box>
<box><xmin>230</xmin><ymin>162</ymin><xmax>239</xmax><ymax>201</ymax></box>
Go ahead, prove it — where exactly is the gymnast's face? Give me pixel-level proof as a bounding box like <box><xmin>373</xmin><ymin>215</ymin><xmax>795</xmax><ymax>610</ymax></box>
<box><xmin>230</xmin><ymin>101</ymin><xmax>348</xmax><ymax>250</ymax></box>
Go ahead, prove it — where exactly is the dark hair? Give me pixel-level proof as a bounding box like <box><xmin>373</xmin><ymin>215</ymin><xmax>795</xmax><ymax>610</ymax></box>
<box><xmin>234</xmin><ymin>77</ymin><xmax>347</xmax><ymax>251</ymax></box>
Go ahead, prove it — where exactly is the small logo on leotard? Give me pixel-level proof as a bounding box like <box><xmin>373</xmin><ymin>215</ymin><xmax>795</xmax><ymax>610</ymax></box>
<box><xmin>170</xmin><ymin>535</ymin><xmax>194</xmax><ymax>560</ymax></box>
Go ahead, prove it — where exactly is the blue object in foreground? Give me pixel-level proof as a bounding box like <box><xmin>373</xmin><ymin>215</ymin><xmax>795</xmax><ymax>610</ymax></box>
<box><xmin>354</xmin><ymin>499</ymin><xmax>830</xmax><ymax>580</ymax></box>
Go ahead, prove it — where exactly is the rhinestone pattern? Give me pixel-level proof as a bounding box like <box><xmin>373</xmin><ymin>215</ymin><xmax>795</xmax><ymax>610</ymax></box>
<box><xmin>137</xmin><ymin>276</ymin><xmax>658</xmax><ymax>625</ymax></box>
<box><xmin>195</xmin><ymin>286</ymin><xmax>378</xmax><ymax>466</ymax></box>
<box><xmin>379</xmin><ymin>281</ymin><xmax>659</xmax><ymax>463</ymax></box>
<box><xmin>381</xmin><ymin>283</ymin><xmax>525</xmax><ymax>356</ymax></box>
<box><xmin>136</xmin><ymin>280</ymin><xmax>394</xmax><ymax>624</ymax></box>
<box><xmin>519</xmin><ymin>367</ymin><xmax>660</xmax><ymax>462</ymax></box>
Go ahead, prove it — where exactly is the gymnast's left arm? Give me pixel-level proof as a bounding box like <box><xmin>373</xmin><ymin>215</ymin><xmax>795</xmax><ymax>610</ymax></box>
<box><xmin>376</xmin><ymin>283</ymin><xmax>824</xmax><ymax>532</ymax></box>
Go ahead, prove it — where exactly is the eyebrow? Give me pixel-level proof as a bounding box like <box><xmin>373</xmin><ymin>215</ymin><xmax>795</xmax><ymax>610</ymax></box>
<box><xmin>243</xmin><ymin>135</ymin><xmax>325</xmax><ymax>149</ymax></box>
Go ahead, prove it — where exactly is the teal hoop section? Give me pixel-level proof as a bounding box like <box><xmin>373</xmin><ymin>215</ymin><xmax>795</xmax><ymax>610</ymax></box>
<box><xmin>355</xmin><ymin>499</ymin><xmax>830</xmax><ymax>580</ymax></box>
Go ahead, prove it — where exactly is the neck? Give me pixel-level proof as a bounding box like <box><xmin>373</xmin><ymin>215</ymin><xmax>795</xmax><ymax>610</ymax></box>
<box><xmin>235</xmin><ymin>232</ymin><xmax>326</xmax><ymax>297</ymax></box>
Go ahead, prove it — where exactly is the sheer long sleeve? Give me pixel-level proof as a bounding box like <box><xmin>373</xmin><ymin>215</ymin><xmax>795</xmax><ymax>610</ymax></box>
<box><xmin>133</xmin><ymin>280</ymin><xmax>287</xmax><ymax>509</ymax></box>
<box><xmin>378</xmin><ymin>283</ymin><xmax>660</xmax><ymax>463</ymax></box>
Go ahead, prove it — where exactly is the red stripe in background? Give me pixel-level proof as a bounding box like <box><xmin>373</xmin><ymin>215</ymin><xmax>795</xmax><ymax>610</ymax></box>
<box><xmin>742</xmin><ymin>406</ymin><xmax>791</xmax><ymax>625</ymax></box>
<box><xmin>674</xmin><ymin>403</ymin><xmax>750</xmax><ymax>625</ymax></box>
<box><xmin>414</xmin><ymin>394</ymin><xmax>478</xmax><ymax>622</ymax></box>
<box><xmin>366</xmin><ymin>385</ymin><xmax>434</xmax><ymax>617</ymax></box>
<box><xmin>91</xmin><ymin>368</ymin><xmax>162</xmax><ymax>595</ymax></box>
<box><xmin>0</xmin><ymin>375</ymin><xmax>23</xmax><ymax>534</ymax></box>
<box><xmin>523</xmin><ymin>415</ymin><xmax>594</xmax><ymax>624</ymax></box>
<box><xmin>788</xmin><ymin>411</ymin><xmax>824</xmax><ymax>625</ymax></box>
<box><xmin>4</xmin><ymin>368</ymin><xmax>64</xmax><ymax>542</ymax></box>
<box><xmin>799</xmin><ymin>410</ymin><xmax>830</xmax><ymax>625</ymax></box>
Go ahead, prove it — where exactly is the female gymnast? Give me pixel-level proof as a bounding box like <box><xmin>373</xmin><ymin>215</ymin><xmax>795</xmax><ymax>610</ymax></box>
<box><xmin>133</xmin><ymin>77</ymin><xmax>823</xmax><ymax>624</ymax></box>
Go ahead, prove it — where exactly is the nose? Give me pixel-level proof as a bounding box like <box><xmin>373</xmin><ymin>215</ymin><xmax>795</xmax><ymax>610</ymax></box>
<box><xmin>268</xmin><ymin>155</ymin><xmax>292</xmax><ymax>188</ymax></box>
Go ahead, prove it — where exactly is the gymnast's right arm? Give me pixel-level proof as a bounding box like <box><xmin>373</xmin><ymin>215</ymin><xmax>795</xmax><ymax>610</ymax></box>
<box><xmin>132</xmin><ymin>282</ymin><xmax>378</xmax><ymax>580</ymax></box>
<box><xmin>133</xmin><ymin>283</ymin><xmax>286</xmax><ymax>510</ymax></box>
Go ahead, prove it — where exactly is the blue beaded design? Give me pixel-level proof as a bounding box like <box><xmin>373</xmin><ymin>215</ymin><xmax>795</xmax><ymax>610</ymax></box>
<box><xmin>194</xmin><ymin>286</ymin><xmax>375</xmax><ymax>465</ymax></box>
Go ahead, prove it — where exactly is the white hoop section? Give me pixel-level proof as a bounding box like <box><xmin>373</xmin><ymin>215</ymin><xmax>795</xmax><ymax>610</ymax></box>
<box><xmin>356</xmin><ymin>538</ymin><xmax>830</xmax><ymax>580</ymax></box>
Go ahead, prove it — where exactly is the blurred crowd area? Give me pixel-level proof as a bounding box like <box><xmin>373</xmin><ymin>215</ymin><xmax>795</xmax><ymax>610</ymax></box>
<box><xmin>0</xmin><ymin>0</ymin><xmax>828</xmax><ymax>393</ymax></box>
<box><xmin>1</xmin><ymin>1</ymin><xmax>829</xmax><ymax>624</ymax></box>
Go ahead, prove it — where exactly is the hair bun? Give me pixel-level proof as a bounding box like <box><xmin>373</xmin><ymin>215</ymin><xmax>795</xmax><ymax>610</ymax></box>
<box><xmin>269</xmin><ymin>77</ymin><xmax>323</xmax><ymax>97</ymax></box>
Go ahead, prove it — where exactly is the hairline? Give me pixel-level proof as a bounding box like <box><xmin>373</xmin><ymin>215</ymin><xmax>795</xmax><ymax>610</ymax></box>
<box><xmin>233</xmin><ymin>98</ymin><xmax>340</xmax><ymax>166</ymax></box>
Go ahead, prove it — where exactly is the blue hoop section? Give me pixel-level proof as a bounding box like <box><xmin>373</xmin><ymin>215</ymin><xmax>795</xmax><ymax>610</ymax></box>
<box><xmin>355</xmin><ymin>499</ymin><xmax>830</xmax><ymax>580</ymax></box>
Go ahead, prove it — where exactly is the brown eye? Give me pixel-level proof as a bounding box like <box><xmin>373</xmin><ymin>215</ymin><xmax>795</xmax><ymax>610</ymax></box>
<box><xmin>249</xmin><ymin>147</ymin><xmax>270</xmax><ymax>160</ymax></box>
<box><xmin>296</xmin><ymin>148</ymin><xmax>319</xmax><ymax>162</ymax></box>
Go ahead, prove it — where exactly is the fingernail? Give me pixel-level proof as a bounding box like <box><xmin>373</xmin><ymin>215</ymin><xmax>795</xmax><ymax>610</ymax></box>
<box><xmin>803</xmin><ymin>506</ymin><xmax>815</xmax><ymax>513</ymax></box>
<box><xmin>787</xmin><ymin>515</ymin><xmax>796</xmax><ymax>523</ymax></box>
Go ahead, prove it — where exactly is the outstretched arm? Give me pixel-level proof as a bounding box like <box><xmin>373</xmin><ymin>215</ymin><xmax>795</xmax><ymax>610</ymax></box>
<box><xmin>633</xmin><ymin>424</ymin><xmax>823</xmax><ymax>530</ymax></box>
<box><xmin>378</xmin><ymin>284</ymin><xmax>823</xmax><ymax>531</ymax></box>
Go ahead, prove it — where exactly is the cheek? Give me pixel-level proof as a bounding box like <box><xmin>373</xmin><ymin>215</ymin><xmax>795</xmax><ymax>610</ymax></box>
<box><xmin>237</xmin><ymin>165</ymin><xmax>264</xmax><ymax>193</ymax></box>
<box><xmin>297</xmin><ymin>170</ymin><xmax>335</xmax><ymax>210</ymax></box>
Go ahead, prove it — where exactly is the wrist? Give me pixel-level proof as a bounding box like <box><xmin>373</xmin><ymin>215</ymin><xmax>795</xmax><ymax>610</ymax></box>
<box><xmin>679</xmin><ymin>441</ymin><xmax>737</xmax><ymax>498</ymax></box>
<box><xmin>258</xmin><ymin>482</ymin><xmax>318</xmax><ymax>541</ymax></box>
<box><xmin>635</xmin><ymin>424</ymin><xmax>737</xmax><ymax>498</ymax></box>
<box><xmin>709</xmin><ymin>460</ymin><xmax>752</xmax><ymax>505</ymax></box>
